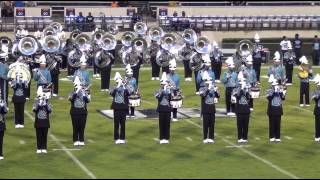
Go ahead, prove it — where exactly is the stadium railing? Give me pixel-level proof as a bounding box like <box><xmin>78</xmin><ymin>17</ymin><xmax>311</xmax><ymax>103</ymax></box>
<box><xmin>159</xmin><ymin>15</ymin><xmax>320</xmax><ymax>31</ymax></box>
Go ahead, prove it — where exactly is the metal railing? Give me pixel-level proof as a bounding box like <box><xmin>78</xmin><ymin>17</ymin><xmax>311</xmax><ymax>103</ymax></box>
<box><xmin>159</xmin><ymin>15</ymin><xmax>320</xmax><ymax>31</ymax></box>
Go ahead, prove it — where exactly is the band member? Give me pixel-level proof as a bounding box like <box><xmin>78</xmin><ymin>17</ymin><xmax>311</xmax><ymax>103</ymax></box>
<box><xmin>196</xmin><ymin>54</ymin><xmax>215</xmax><ymax>92</ymax></box>
<box><xmin>222</xmin><ymin>57</ymin><xmax>238</xmax><ymax>116</ymax></box>
<box><xmin>0</xmin><ymin>58</ymin><xmax>8</xmax><ymax>104</ymax></box>
<box><xmin>100</xmin><ymin>49</ymin><xmax>114</xmax><ymax>92</ymax></box>
<box><xmin>149</xmin><ymin>40</ymin><xmax>161</xmax><ymax>80</ymax></box>
<box><xmin>125</xmin><ymin>64</ymin><xmax>137</xmax><ymax>118</ymax></box>
<box><xmin>243</xmin><ymin>55</ymin><xmax>257</xmax><ymax>111</ymax></box>
<box><xmin>11</xmin><ymin>71</ymin><xmax>28</xmax><ymax>129</ymax></box>
<box><xmin>198</xmin><ymin>71</ymin><xmax>219</xmax><ymax>144</ymax></box>
<box><xmin>167</xmin><ymin>58</ymin><xmax>180</xmax><ymax>122</ymax></box>
<box><xmin>311</xmin><ymin>74</ymin><xmax>320</xmax><ymax>142</ymax></box>
<box><xmin>268</xmin><ymin>51</ymin><xmax>286</xmax><ymax>82</ymax></box>
<box><xmin>293</xmin><ymin>33</ymin><xmax>303</xmax><ymax>62</ymax></box>
<box><xmin>73</xmin><ymin>55</ymin><xmax>90</xmax><ymax>87</ymax></box>
<box><xmin>91</xmin><ymin>28</ymin><xmax>101</xmax><ymax>79</ymax></box>
<box><xmin>312</xmin><ymin>35</ymin><xmax>320</xmax><ymax>66</ymax></box>
<box><xmin>0</xmin><ymin>93</ymin><xmax>8</xmax><ymax>160</ymax></box>
<box><xmin>33</xmin><ymin>86</ymin><xmax>52</xmax><ymax>154</ymax></box>
<box><xmin>64</xmin><ymin>39</ymin><xmax>76</xmax><ymax>76</ymax></box>
<box><xmin>283</xmin><ymin>44</ymin><xmax>296</xmax><ymax>85</ymax></box>
<box><xmin>298</xmin><ymin>56</ymin><xmax>313</xmax><ymax>107</ymax></box>
<box><xmin>253</xmin><ymin>33</ymin><xmax>263</xmax><ymax>83</ymax></box>
<box><xmin>280</xmin><ymin>36</ymin><xmax>291</xmax><ymax>60</ymax></box>
<box><xmin>110</xmin><ymin>72</ymin><xmax>130</xmax><ymax>144</ymax></box>
<box><xmin>210</xmin><ymin>41</ymin><xmax>223</xmax><ymax>83</ymax></box>
<box><xmin>125</xmin><ymin>47</ymin><xmax>143</xmax><ymax>86</ymax></box>
<box><xmin>155</xmin><ymin>72</ymin><xmax>172</xmax><ymax>144</ymax></box>
<box><xmin>267</xmin><ymin>75</ymin><xmax>286</xmax><ymax>142</ymax></box>
<box><xmin>33</xmin><ymin>54</ymin><xmax>52</xmax><ymax>89</ymax></box>
<box><xmin>179</xmin><ymin>43</ymin><xmax>193</xmax><ymax>81</ymax></box>
<box><xmin>69</xmin><ymin>76</ymin><xmax>91</xmax><ymax>146</ymax></box>
<box><xmin>157</xmin><ymin>47</ymin><xmax>170</xmax><ymax>74</ymax></box>
<box><xmin>232</xmin><ymin>71</ymin><xmax>251</xmax><ymax>143</ymax></box>
<box><xmin>46</xmin><ymin>53</ymin><xmax>61</xmax><ymax>97</ymax></box>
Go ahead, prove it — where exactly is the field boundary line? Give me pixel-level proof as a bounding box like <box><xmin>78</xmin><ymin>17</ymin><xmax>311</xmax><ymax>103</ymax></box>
<box><xmin>25</xmin><ymin>111</ymin><xmax>97</xmax><ymax>179</ymax></box>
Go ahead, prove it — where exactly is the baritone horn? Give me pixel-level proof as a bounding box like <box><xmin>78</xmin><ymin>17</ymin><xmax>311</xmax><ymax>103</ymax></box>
<box><xmin>134</xmin><ymin>22</ymin><xmax>147</xmax><ymax>35</ymax></box>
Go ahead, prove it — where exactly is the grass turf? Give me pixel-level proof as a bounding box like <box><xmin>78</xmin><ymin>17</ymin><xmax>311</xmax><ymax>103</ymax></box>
<box><xmin>0</xmin><ymin>65</ymin><xmax>320</xmax><ymax>178</ymax></box>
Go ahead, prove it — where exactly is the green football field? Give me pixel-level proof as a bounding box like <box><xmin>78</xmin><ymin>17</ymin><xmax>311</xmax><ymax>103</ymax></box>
<box><xmin>0</xmin><ymin>65</ymin><xmax>320</xmax><ymax>179</ymax></box>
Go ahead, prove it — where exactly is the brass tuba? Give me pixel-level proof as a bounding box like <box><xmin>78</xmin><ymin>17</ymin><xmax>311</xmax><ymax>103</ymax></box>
<box><xmin>148</xmin><ymin>27</ymin><xmax>164</xmax><ymax>42</ymax></box>
<box><xmin>43</xmin><ymin>26</ymin><xmax>57</xmax><ymax>36</ymax></box>
<box><xmin>122</xmin><ymin>47</ymin><xmax>141</xmax><ymax>68</ymax></box>
<box><xmin>49</xmin><ymin>22</ymin><xmax>63</xmax><ymax>33</ymax></box>
<box><xmin>75</xmin><ymin>33</ymin><xmax>91</xmax><ymax>52</ymax></box>
<box><xmin>182</xmin><ymin>29</ymin><xmax>197</xmax><ymax>45</ymax></box>
<box><xmin>0</xmin><ymin>36</ymin><xmax>12</xmax><ymax>48</ymax></box>
<box><xmin>42</xmin><ymin>35</ymin><xmax>61</xmax><ymax>53</ymax></box>
<box><xmin>134</xmin><ymin>22</ymin><xmax>147</xmax><ymax>36</ymax></box>
<box><xmin>94</xmin><ymin>33</ymin><xmax>117</xmax><ymax>69</ymax></box>
<box><xmin>236</xmin><ymin>39</ymin><xmax>253</xmax><ymax>59</ymax></box>
<box><xmin>107</xmin><ymin>24</ymin><xmax>119</xmax><ymax>35</ymax></box>
<box><xmin>18</xmin><ymin>36</ymin><xmax>38</xmax><ymax>56</ymax></box>
<box><xmin>68</xmin><ymin>49</ymin><xmax>83</xmax><ymax>68</ymax></box>
<box><xmin>189</xmin><ymin>52</ymin><xmax>203</xmax><ymax>71</ymax></box>
<box><xmin>132</xmin><ymin>37</ymin><xmax>147</xmax><ymax>53</ymax></box>
<box><xmin>92</xmin><ymin>29</ymin><xmax>105</xmax><ymax>44</ymax></box>
<box><xmin>69</xmin><ymin>29</ymin><xmax>82</xmax><ymax>42</ymax></box>
<box><xmin>121</xmin><ymin>31</ymin><xmax>136</xmax><ymax>47</ymax></box>
<box><xmin>195</xmin><ymin>36</ymin><xmax>211</xmax><ymax>54</ymax></box>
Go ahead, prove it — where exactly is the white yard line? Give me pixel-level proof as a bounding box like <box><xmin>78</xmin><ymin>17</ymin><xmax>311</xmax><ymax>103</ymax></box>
<box><xmin>25</xmin><ymin>111</ymin><xmax>97</xmax><ymax>179</ymax></box>
<box><xmin>186</xmin><ymin>137</ymin><xmax>193</xmax><ymax>142</ymax></box>
<box><xmin>284</xmin><ymin>136</ymin><xmax>293</xmax><ymax>140</ymax></box>
<box><xmin>153</xmin><ymin>138</ymin><xmax>160</xmax><ymax>142</ymax></box>
<box><xmin>53</xmin><ymin>149</ymin><xmax>82</xmax><ymax>151</ymax></box>
<box><xmin>19</xmin><ymin>140</ymin><xmax>26</xmax><ymax>145</ymax></box>
<box><xmin>184</xmin><ymin>118</ymin><xmax>299</xmax><ymax>179</ymax></box>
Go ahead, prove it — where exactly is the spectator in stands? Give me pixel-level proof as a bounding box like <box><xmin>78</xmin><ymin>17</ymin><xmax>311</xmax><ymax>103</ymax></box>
<box><xmin>130</xmin><ymin>12</ymin><xmax>142</xmax><ymax>30</ymax></box>
<box><xmin>293</xmin><ymin>33</ymin><xmax>303</xmax><ymax>63</ymax></box>
<box><xmin>76</xmin><ymin>12</ymin><xmax>85</xmax><ymax>31</ymax></box>
<box><xmin>171</xmin><ymin>11</ymin><xmax>179</xmax><ymax>31</ymax></box>
<box><xmin>14</xmin><ymin>1</ymin><xmax>24</xmax><ymax>7</ymax></box>
<box><xmin>66</xmin><ymin>11</ymin><xmax>76</xmax><ymax>32</ymax></box>
<box><xmin>118</xmin><ymin>1</ymin><xmax>129</xmax><ymax>7</ymax></box>
<box><xmin>86</xmin><ymin>12</ymin><xmax>95</xmax><ymax>32</ymax></box>
<box><xmin>180</xmin><ymin>11</ymin><xmax>190</xmax><ymax>31</ymax></box>
<box><xmin>312</xmin><ymin>35</ymin><xmax>320</xmax><ymax>66</ymax></box>
<box><xmin>25</xmin><ymin>1</ymin><xmax>37</xmax><ymax>7</ymax></box>
<box><xmin>1</xmin><ymin>1</ymin><xmax>14</xmax><ymax>17</ymax></box>
<box><xmin>111</xmin><ymin>1</ymin><xmax>119</xmax><ymax>7</ymax></box>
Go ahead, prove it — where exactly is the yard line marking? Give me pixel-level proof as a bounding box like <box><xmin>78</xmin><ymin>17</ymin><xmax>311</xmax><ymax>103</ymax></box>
<box><xmin>25</xmin><ymin>111</ymin><xmax>97</xmax><ymax>179</ymax></box>
<box><xmin>144</xmin><ymin>100</ymin><xmax>300</xmax><ymax>179</ymax></box>
<box><xmin>184</xmin><ymin>119</ymin><xmax>299</xmax><ymax>179</ymax></box>
<box><xmin>19</xmin><ymin>140</ymin><xmax>26</xmax><ymax>145</ymax></box>
<box><xmin>186</xmin><ymin>137</ymin><xmax>193</xmax><ymax>142</ymax></box>
<box><xmin>226</xmin><ymin>145</ymin><xmax>252</xmax><ymax>148</ymax></box>
<box><xmin>289</xmin><ymin>105</ymin><xmax>312</xmax><ymax>113</ymax></box>
<box><xmin>53</xmin><ymin>149</ymin><xmax>82</xmax><ymax>151</ymax></box>
<box><xmin>284</xmin><ymin>136</ymin><xmax>293</xmax><ymax>140</ymax></box>
<box><xmin>255</xmin><ymin>137</ymin><xmax>261</xmax><ymax>141</ymax></box>
<box><xmin>88</xmin><ymin>139</ymin><xmax>95</xmax><ymax>143</ymax></box>
<box><xmin>225</xmin><ymin>136</ymin><xmax>232</xmax><ymax>139</ymax></box>
<box><xmin>153</xmin><ymin>138</ymin><xmax>159</xmax><ymax>142</ymax></box>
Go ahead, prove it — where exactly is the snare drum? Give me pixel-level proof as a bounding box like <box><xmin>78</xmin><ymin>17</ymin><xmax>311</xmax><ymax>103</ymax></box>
<box><xmin>170</xmin><ymin>95</ymin><xmax>183</xmax><ymax>108</ymax></box>
<box><xmin>129</xmin><ymin>94</ymin><xmax>141</xmax><ymax>107</ymax></box>
<box><xmin>250</xmin><ymin>86</ymin><xmax>260</xmax><ymax>99</ymax></box>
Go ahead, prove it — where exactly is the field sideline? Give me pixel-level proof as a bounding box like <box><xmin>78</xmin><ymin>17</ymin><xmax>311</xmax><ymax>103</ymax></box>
<box><xmin>0</xmin><ymin>65</ymin><xmax>320</xmax><ymax>179</ymax></box>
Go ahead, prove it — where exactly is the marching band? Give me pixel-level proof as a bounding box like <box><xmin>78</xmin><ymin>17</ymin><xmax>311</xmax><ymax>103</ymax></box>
<box><xmin>0</xmin><ymin>21</ymin><xmax>320</xmax><ymax>160</ymax></box>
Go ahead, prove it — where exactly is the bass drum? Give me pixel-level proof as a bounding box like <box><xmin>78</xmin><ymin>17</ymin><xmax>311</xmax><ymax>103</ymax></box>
<box><xmin>250</xmin><ymin>86</ymin><xmax>260</xmax><ymax>99</ymax></box>
<box><xmin>129</xmin><ymin>94</ymin><xmax>141</xmax><ymax>107</ymax></box>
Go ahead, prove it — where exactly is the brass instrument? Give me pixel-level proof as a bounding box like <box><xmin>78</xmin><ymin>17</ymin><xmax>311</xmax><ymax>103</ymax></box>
<box><xmin>195</xmin><ymin>36</ymin><xmax>211</xmax><ymax>54</ymax></box>
<box><xmin>182</xmin><ymin>29</ymin><xmax>197</xmax><ymax>45</ymax></box>
<box><xmin>134</xmin><ymin>22</ymin><xmax>147</xmax><ymax>36</ymax></box>
<box><xmin>69</xmin><ymin>29</ymin><xmax>82</xmax><ymax>42</ymax></box>
<box><xmin>189</xmin><ymin>52</ymin><xmax>203</xmax><ymax>71</ymax></box>
<box><xmin>298</xmin><ymin>64</ymin><xmax>311</xmax><ymax>79</ymax></box>
<box><xmin>121</xmin><ymin>31</ymin><xmax>136</xmax><ymax>47</ymax></box>
<box><xmin>49</xmin><ymin>22</ymin><xmax>63</xmax><ymax>33</ymax></box>
<box><xmin>122</xmin><ymin>47</ymin><xmax>142</xmax><ymax>67</ymax></box>
<box><xmin>92</xmin><ymin>29</ymin><xmax>105</xmax><ymax>45</ymax></box>
<box><xmin>18</xmin><ymin>36</ymin><xmax>38</xmax><ymax>56</ymax></box>
<box><xmin>94</xmin><ymin>33</ymin><xmax>116</xmax><ymax>69</ymax></box>
<box><xmin>74</xmin><ymin>33</ymin><xmax>91</xmax><ymax>52</ymax></box>
<box><xmin>68</xmin><ymin>49</ymin><xmax>83</xmax><ymax>68</ymax></box>
<box><xmin>42</xmin><ymin>35</ymin><xmax>61</xmax><ymax>53</ymax></box>
<box><xmin>43</xmin><ymin>26</ymin><xmax>57</xmax><ymax>36</ymax></box>
<box><xmin>131</xmin><ymin>37</ymin><xmax>148</xmax><ymax>53</ymax></box>
<box><xmin>148</xmin><ymin>27</ymin><xmax>164</xmax><ymax>42</ymax></box>
<box><xmin>107</xmin><ymin>24</ymin><xmax>119</xmax><ymax>35</ymax></box>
